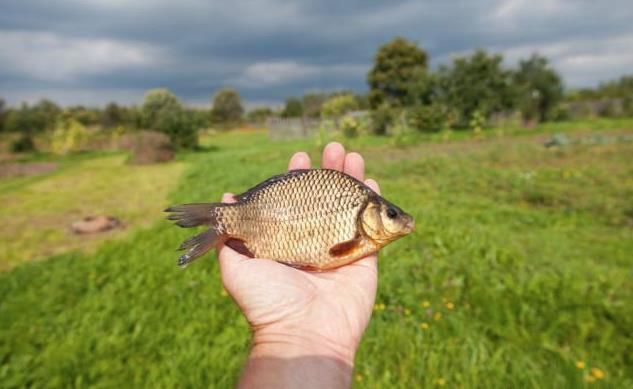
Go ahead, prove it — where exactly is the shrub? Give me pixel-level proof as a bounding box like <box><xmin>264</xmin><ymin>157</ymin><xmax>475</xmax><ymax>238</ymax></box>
<box><xmin>340</xmin><ymin>116</ymin><xmax>359</xmax><ymax>138</ymax></box>
<box><xmin>469</xmin><ymin>110</ymin><xmax>485</xmax><ymax>135</ymax></box>
<box><xmin>50</xmin><ymin>119</ymin><xmax>88</xmax><ymax>155</ymax></box>
<box><xmin>371</xmin><ymin>105</ymin><xmax>397</xmax><ymax>135</ymax></box>
<box><xmin>321</xmin><ymin>94</ymin><xmax>358</xmax><ymax>119</ymax></box>
<box><xmin>407</xmin><ymin>103</ymin><xmax>447</xmax><ymax>133</ymax></box>
<box><xmin>141</xmin><ymin>89</ymin><xmax>198</xmax><ymax>149</ymax></box>
<box><xmin>10</xmin><ymin>135</ymin><xmax>36</xmax><ymax>153</ymax></box>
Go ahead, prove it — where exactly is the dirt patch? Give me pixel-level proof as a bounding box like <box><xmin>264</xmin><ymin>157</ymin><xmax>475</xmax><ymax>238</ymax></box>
<box><xmin>0</xmin><ymin>162</ymin><xmax>58</xmax><ymax>178</ymax></box>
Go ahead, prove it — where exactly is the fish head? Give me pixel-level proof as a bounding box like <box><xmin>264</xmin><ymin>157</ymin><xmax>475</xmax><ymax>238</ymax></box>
<box><xmin>359</xmin><ymin>196</ymin><xmax>415</xmax><ymax>246</ymax></box>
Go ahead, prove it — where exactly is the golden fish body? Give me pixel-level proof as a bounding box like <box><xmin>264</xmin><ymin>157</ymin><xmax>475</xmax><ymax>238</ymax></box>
<box><xmin>166</xmin><ymin>169</ymin><xmax>414</xmax><ymax>270</ymax></box>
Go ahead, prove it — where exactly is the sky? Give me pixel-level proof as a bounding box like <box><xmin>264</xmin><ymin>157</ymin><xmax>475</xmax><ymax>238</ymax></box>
<box><xmin>1</xmin><ymin>0</ymin><xmax>633</xmax><ymax>108</ymax></box>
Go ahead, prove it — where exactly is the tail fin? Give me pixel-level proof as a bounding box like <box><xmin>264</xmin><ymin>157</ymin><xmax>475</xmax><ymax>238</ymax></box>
<box><xmin>165</xmin><ymin>203</ymin><xmax>219</xmax><ymax>227</ymax></box>
<box><xmin>164</xmin><ymin>203</ymin><xmax>223</xmax><ymax>267</ymax></box>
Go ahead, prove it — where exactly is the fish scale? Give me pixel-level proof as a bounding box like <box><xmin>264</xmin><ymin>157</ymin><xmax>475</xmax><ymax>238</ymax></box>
<box><xmin>220</xmin><ymin>170</ymin><xmax>365</xmax><ymax>266</ymax></box>
<box><xmin>166</xmin><ymin>168</ymin><xmax>414</xmax><ymax>270</ymax></box>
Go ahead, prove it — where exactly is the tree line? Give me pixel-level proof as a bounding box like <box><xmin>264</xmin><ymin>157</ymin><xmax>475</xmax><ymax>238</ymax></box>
<box><xmin>1</xmin><ymin>37</ymin><xmax>632</xmax><ymax>150</ymax></box>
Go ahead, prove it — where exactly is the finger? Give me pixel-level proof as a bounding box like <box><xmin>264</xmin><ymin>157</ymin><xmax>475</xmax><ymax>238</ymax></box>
<box><xmin>222</xmin><ymin>192</ymin><xmax>237</xmax><ymax>204</ymax></box>
<box><xmin>364</xmin><ymin>178</ymin><xmax>381</xmax><ymax>195</ymax></box>
<box><xmin>288</xmin><ymin>152</ymin><xmax>311</xmax><ymax>171</ymax></box>
<box><xmin>321</xmin><ymin>142</ymin><xmax>345</xmax><ymax>171</ymax></box>
<box><xmin>343</xmin><ymin>152</ymin><xmax>364</xmax><ymax>181</ymax></box>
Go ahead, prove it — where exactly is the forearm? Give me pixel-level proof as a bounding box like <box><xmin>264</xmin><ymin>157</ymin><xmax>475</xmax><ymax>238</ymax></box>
<box><xmin>238</xmin><ymin>331</ymin><xmax>356</xmax><ymax>389</ymax></box>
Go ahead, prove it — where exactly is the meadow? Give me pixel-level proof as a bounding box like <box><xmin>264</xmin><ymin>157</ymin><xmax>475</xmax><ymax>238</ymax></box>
<box><xmin>1</xmin><ymin>121</ymin><xmax>632</xmax><ymax>388</ymax></box>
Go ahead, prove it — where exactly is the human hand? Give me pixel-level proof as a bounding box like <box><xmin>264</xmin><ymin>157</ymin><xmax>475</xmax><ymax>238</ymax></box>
<box><xmin>217</xmin><ymin>143</ymin><xmax>380</xmax><ymax>386</ymax></box>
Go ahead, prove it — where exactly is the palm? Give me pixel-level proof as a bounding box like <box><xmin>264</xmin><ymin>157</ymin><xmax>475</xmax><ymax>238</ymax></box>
<box><xmin>217</xmin><ymin>143</ymin><xmax>380</xmax><ymax>350</ymax></box>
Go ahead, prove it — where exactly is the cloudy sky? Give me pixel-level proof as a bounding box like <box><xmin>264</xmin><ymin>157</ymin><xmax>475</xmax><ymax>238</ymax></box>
<box><xmin>2</xmin><ymin>0</ymin><xmax>632</xmax><ymax>108</ymax></box>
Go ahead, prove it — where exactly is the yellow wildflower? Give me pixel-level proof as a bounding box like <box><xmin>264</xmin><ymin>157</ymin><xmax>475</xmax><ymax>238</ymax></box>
<box><xmin>404</xmin><ymin>308</ymin><xmax>411</xmax><ymax>316</ymax></box>
<box><xmin>575</xmin><ymin>361</ymin><xmax>585</xmax><ymax>369</ymax></box>
<box><xmin>584</xmin><ymin>375</ymin><xmax>596</xmax><ymax>383</ymax></box>
<box><xmin>421</xmin><ymin>301</ymin><xmax>431</xmax><ymax>308</ymax></box>
<box><xmin>446</xmin><ymin>302</ymin><xmax>455</xmax><ymax>310</ymax></box>
<box><xmin>436</xmin><ymin>378</ymin><xmax>446</xmax><ymax>386</ymax></box>
<box><xmin>220</xmin><ymin>289</ymin><xmax>228</xmax><ymax>297</ymax></box>
<box><xmin>419</xmin><ymin>322</ymin><xmax>429</xmax><ymax>330</ymax></box>
<box><xmin>590</xmin><ymin>367</ymin><xmax>605</xmax><ymax>379</ymax></box>
<box><xmin>373</xmin><ymin>303</ymin><xmax>386</xmax><ymax>311</ymax></box>
<box><xmin>433</xmin><ymin>312</ymin><xmax>442</xmax><ymax>321</ymax></box>
<box><xmin>355</xmin><ymin>374</ymin><xmax>363</xmax><ymax>382</ymax></box>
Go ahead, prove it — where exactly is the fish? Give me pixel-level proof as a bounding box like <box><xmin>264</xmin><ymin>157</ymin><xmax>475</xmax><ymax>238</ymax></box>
<box><xmin>165</xmin><ymin>168</ymin><xmax>414</xmax><ymax>270</ymax></box>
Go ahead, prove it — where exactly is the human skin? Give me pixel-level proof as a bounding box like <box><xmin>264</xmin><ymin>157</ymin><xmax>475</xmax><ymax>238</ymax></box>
<box><xmin>216</xmin><ymin>142</ymin><xmax>380</xmax><ymax>389</ymax></box>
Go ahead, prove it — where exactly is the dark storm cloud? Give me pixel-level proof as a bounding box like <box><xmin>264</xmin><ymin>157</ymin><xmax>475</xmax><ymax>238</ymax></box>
<box><xmin>2</xmin><ymin>0</ymin><xmax>633</xmax><ymax>106</ymax></box>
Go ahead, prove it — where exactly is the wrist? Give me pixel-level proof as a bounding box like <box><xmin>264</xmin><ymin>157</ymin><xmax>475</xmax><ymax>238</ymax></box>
<box><xmin>252</xmin><ymin>324</ymin><xmax>358</xmax><ymax>367</ymax></box>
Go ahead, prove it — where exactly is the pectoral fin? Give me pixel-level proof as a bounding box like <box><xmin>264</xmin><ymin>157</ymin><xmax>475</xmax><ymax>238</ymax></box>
<box><xmin>329</xmin><ymin>236</ymin><xmax>362</xmax><ymax>257</ymax></box>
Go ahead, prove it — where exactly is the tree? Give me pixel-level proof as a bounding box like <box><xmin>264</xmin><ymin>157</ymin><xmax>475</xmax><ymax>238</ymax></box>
<box><xmin>436</xmin><ymin>49</ymin><xmax>515</xmax><ymax>127</ymax></box>
<box><xmin>211</xmin><ymin>88</ymin><xmax>244</xmax><ymax>126</ymax></box>
<box><xmin>101</xmin><ymin>102</ymin><xmax>124</xmax><ymax>128</ymax></box>
<box><xmin>321</xmin><ymin>94</ymin><xmax>359</xmax><ymax>118</ymax></box>
<box><xmin>0</xmin><ymin>98</ymin><xmax>5</xmax><ymax>132</ymax></box>
<box><xmin>247</xmin><ymin>107</ymin><xmax>274</xmax><ymax>123</ymax></box>
<box><xmin>33</xmin><ymin>99</ymin><xmax>61</xmax><ymax>130</ymax></box>
<box><xmin>141</xmin><ymin>88</ymin><xmax>197</xmax><ymax>149</ymax></box>
<box><xmin>513</xmin><ymin>54</ymin><xmax>563</xmax><ymax>122</ymax></box>
<box><xmin>302</xmin><ymin>92</ymin><xmax>328</xmax><ymax>118</ymax></box>
<box><xmin>281</xmin><ymin>97</ymin><xmax>303</xmax><ymax>118</ymax></box>
<box><xmin>367</xmin><ymin>37</ymin><xmax>428</xmax><ymax>108</ymax></box>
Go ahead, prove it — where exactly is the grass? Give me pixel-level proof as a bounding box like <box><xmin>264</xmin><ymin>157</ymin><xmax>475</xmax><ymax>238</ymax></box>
<box><xmin>0</xmin><ymin>154</ymin><xmax>185</xmax><ymax>270</ymax></box>
<box><xmin>1</xmin><ymin>123</ymin><xmax>633</xmax><ymax>388</ymax></box>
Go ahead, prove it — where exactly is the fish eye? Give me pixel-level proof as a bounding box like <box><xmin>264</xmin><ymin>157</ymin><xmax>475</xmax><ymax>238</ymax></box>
<box><xmin>386</xmin><ymin>207</ymin><xmax>398</xmax><ymax>219</ymax></box>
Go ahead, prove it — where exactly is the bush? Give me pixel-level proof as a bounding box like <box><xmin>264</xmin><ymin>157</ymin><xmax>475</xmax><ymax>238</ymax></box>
<box><xmin>407</xmin><ymin>104</ymin><xmax>447</xmax><ymax>133</ymax></box>
<box><xmin>10</xmin><ymin>135</ymin><xmax>36</xmax><ymax>153</ymax></box>
<box><xmin>141</xmin><ymin>89</ymin><xmax>198</xmax><ymax>149</ymax></box>
<box><xmin>469</xmin><ymin>110</ymin><xmax>485</xmax><ymax>135</ymax></box>
<box><xmin>51</xmin><ymin>119</ymin><xmax>88</xmax><ymax>155</ymax></box>
<box><xmin>321</xmin><ymin>94</ymin><xmax>358</xmax><ymax>118</ymax></box>
<box><xmin>340</xmin><ymin>116</ymin><xmax>359</xmax><ymax>138</ymax></box>
<box><xmin>371</xmin><ymin>105</ymin><xmax>398</xmax><ymax>135</ymax></box>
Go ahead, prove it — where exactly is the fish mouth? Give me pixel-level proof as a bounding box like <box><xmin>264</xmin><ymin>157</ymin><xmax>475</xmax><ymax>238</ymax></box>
<box><xmin>404</xmin><ymin>217</ymin><xmax>415</xmax><ymax>233</ymax></box>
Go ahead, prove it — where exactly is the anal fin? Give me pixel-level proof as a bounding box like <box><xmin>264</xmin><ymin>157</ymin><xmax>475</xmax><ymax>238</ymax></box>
<box><xmin>225</xmin><ymin>238</ymin><xmax>255</xmax><ymax>258</ymax></box>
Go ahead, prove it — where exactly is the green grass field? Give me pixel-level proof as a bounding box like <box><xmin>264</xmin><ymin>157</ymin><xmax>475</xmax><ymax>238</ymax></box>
<box><xmin>1</xmin><ymin>122</ymin><xmax>632</xmax><ymax>388</ymax></box>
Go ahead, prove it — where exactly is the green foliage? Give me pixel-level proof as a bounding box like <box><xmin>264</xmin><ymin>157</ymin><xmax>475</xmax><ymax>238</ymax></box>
<box><xmin>368</xmin><ymin>37</ymin><xmax>428</xmax><ymax>109</ymax></box>
<box><xmin>281</xmin><ymin>97</ymin><xmax>304</xmax><ymax>118</ymax></box>
<box><xmin>1</xmin><ymin>127</ymin><xmax>633</xmax><ymax>387</ymax></box>
<box><xmin>50</xmin><ymin>118</ymin><xmax>88</xmax><ymax>155</ymax></box>
<box><xmin>436</xmin><ymin>49</ymin><xmax>515</xmax><ymax>127</ymax></box>
<box><xmin>513</xmin><ymin>54</ymin><xmax>564</xmax><ymax>122</ymax></box>
<box><xmin>469</xmin><ymin>110</ymin><xmax>486</xmax><ymax>135</ymax></box>
<box><xmin>141</xmin><ymin>89</ymin><xmax>198</xmax><ymax>149</ymax></box>
<box><xmin>65</xmin><ymin>105</ymin><xmax>101</xmax><ymax>126</ymax></box>
<box><xmin>370</xmin><ymin>104</ymin><xmax>398</xmax><ymax>135</ymax></box>
<box><xmin>101</xmin><ymin>102</ymin><xmax>124</xmax><ymax>128</ymax></box>
<box><xmin>10</xmin><ymin>135</ymin><xmax>36</xmax><ymax>153</ymax></box>
<box><xmin>0</xmin><ymin>97</ymin><xmax>5</xmax><ymax>132</ymax></box>
<box><xmin>321</xmin><ymin>94</ymin><xmax>359</xmax><ymax>118</ymax></box>
<box><xmin>340</xmin><ymin>116</ymin><xmax>359</xmax><ymax>138</ymax></box>
<box><xmin>4</xmin><ymin>100</ymin><xmax>60</xmax><ymax>134</ymax></box>
<box><xmin>302</xmin><ymin>92</ymin><xmax>328</xmax><ymax>118</ymax></box>
<box><xmin>407</xmin><ymin>103</ymin><xmax>450</xmax><ymax>133</ymax></box>
<box><xmin>211</xmin><ymin>88</ymin><xmax>244</xmax><ymax>126</ymax></box>
<box><xmin>246</xmin><ymin>107</ymin><xmax>274</xmax><ymax>124</ymax></box>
